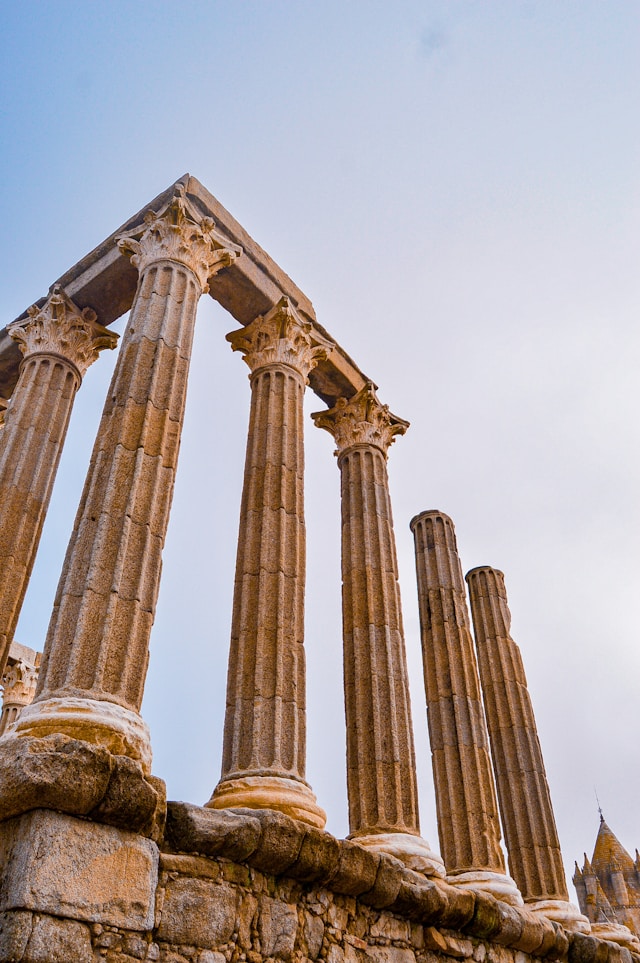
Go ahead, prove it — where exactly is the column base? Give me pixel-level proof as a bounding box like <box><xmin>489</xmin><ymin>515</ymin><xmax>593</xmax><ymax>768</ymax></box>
<box><xmin>590</xmin><ymin>922</ymin><xmax>639</xmax><ymax>950</ymax></box>
<box><xmin>527</xmin><ymin>898</ymin><xmax>591</xmax><ymax>933</ymax></box>
<box><xmin>447</xmin><ymin>870</ymin><xmax>523</xmax><ymax>906</ymax></box>
<box><xmin>350</xmin><ymin>832</ymin><xmax>446</xmax><ymax>878</ymax></box>
<box><xmin>206</xmin><ymin>774</ymin><xmax>326</xmax><ymax>829</ymax></box>
<box><xmin>8</xmin><ymin>696</ymin><xmax>152</xmax><ymax>774</ymax></box>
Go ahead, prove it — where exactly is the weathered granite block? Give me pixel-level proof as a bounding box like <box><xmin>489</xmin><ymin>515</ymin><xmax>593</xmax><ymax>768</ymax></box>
<box><xmin>0</xmin><ymin>910</ymin><xmax>93</xmax><ymax>963</ymax></box>
<box><xmin>258</xmin><ymin>895</ymin><xmax>298</xmax><ymax>959</ymax></box>
<box><xmin>26</xmin><ymin>914</ymin><xmax>93</xmax><ymax>963</ymax></box>
<box><xmin>156</xmin><ymin>878</ymin><xmax>238</xmax><ymax>949</ymax></box>
<box><xmin>0</xmin><ymin>809</ymin><xmax>158</xmax><ymax>930</ymax></box>
<box><xmin>365</xmin><ymin>949</ymin><xmax>416</xmax><ymax>963</ymax></box>
<box><xmin>0</xmin><ymin>910</ymin><xmax>32</xmax><ymax>961</ymax></box>
<box><xmin>165</xmin><ymin>802</ymin><xmax>262</xmax><ymax>861</ymax></box>
<box><xmin>0</xmin><ymin>732</ymin><xmax>165</xmax><ymax>838</ymax></box>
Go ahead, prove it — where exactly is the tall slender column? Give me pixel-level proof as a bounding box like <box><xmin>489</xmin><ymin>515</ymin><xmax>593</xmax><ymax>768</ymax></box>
<box><xmin>13</xmin><ymin>186</ymin><xmax>241</xmax><ymax>772</ymax></box>
<box><xmin>466</xmin><ymin>566</ymin><xmax>590</xmax><ymax>931</ymax></box>
<box><xmin>313</xmin><ymin>384</ymin><xmax>444</xmax><ymax>875</ymax></box>
<box><xmin>207</xmin><ymin>297</ymin><xmax>330</xmax><ymax>828</ymax></box>
<box><xmin>410</xmin><ymin>511</ymin><xmax>522</xmax><ymax>904</ymax></box>
<box><xmin>0</xmin><ymin>287</ymin><xmax>117</xmax><ymax>677</ymax></box>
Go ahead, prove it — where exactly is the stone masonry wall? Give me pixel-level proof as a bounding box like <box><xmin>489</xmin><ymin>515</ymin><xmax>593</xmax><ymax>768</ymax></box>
<box><xmin>0</xmin><ymin>804</ymin><xmax>636</xmax><ymax>963</ymax></box>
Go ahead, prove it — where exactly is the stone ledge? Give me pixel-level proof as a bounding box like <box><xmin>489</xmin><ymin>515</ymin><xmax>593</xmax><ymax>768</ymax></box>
<box><xmin>164</xmin><ymin>803</ymin><xmax>640</xmax><ymax>963</ymax></box>
<box><xmin>0</xmin><ymin>733</ymin><xmax>166</xmax><ymax>839</ymax></box>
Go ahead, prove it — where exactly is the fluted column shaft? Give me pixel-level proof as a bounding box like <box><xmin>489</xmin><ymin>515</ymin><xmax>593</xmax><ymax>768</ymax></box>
<box><xmin>36</xmin><ymin>262</ymin><xmax>198</xmax><ymax>709</ymax></box>
<box><xmin>341</xmin><ymin>443</ymin><xmax>416</xmax><ymax>833</ymax></box>
<box><xmin>224</xmin><ymin>362</ymin><xmax>306</xmax><ymax>776</ymax></box>
<box><xmin>0</xmin><ymin>287</ymin><xmax>117</xmax><ymax>677</ymax></box>
<box><xmin>14</xmin><ymin>187</ymin><xmax>240</xmax><ymax>771</ymax></box>
<box><xmin>466</xmin><ymin>566</ymin><xmax>568</xmax><ymax>901</ymax></box>
<box><xmin>314</xmin><ymin>383</ymin><xmax>443</xmax><ymax>875</ymax></box>
<box><xmin>411</xmin><ymin>511</ymin><xmax>522</xmax><ymax>904</ymax></box>
<box><xmin>208</xmin><ymin>297</ymin><xmax>330</xmax><ymax>827</ymax></box>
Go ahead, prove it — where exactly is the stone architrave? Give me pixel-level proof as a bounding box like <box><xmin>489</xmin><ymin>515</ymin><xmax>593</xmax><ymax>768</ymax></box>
<box><xmin>0</xmin><ymin>287</ymin><xmax>118</xmax><ymax>678</ymax></box>
<box><xmin>410</xmin><ymin>511</ymin><xmax>522</xmax><ymax>904</ymax></box>
<box><xmin>466</xmin><ymin>566</ymin><xmax>590</xmax><ymax>932</ymax></box>
<box><xmin>207</xmin><ymin>297</ymin><xmax>330</xmax><ymax>828</ymax></box>
<box><xmin>313</xmin><ymin>383</ymin><xmax>444</xmax><ymax>876</ymax></box>
<box><xmin>11</xmin><ymin>185</ymin><xmax>241</xmax><ymax>773</ymax></box>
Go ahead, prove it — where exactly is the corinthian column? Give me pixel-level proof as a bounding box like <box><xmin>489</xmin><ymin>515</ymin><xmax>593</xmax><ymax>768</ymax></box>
<box><xmin>12</xmin><ymin>185</ymin><xmax>241</xmax><ymax>773</ymax></box>
<box><xmin>313</xmin><ymin>384</ymin><xmax>444</xmax><ymax>876</ymax></box>
<box><xmin>0</xmin><ymin>644</ymin><xmax>40</xmax><ymax>736</ymax></box>
<box><xmin>207</xmin><ymin>297</ymin><xmax>330</xmax><ymax>828</ymax></box>
<box><xmin>0</xmin><ymin>287</ymin><xmax>117</xmax><ymax>677</ymax></box>
<box><xmin>466</xmin><ymin>566</ymin><xmax>590</xmax><ymax>932</ymax></box>
<box><xmin>410</xmin><ymin>511</ymin><xmax>521</xmax><ymax>904</ymax></box>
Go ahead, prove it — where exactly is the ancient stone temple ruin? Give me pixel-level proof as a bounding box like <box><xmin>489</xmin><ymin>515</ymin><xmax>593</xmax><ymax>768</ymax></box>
<box><xmin>0</xmin><ymin>175</ymin><xmax>635</xmax><ymax>963</ymax></box>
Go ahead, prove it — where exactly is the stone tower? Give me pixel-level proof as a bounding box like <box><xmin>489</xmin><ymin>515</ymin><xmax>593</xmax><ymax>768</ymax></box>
<box><xmin>574</xmin><ymin>816</ymin><xmax>640</xmax><ymax>945</ymax></box>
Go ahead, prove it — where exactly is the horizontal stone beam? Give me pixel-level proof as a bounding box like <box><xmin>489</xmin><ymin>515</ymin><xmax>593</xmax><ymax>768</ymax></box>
<box><xmin>0</xmin><ymin>174</ymin><xmax>369</xmax><ymax>406</ymax></box>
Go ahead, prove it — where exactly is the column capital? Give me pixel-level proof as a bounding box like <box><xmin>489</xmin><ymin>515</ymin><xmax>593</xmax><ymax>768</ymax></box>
<box><xmin>312</xmin><ymin>381</ymin><xmax>409</xmax><ymax>457</ymax></box>
<box><xmin>116</xmin><ymin>183</ymin><xmax>242</xmax><ymax>292</ymax></box>
<box><xmin>8</xmin><ymin>286</ymin><xmax>118</xmax><ymax>378</ymax></box>
<box><xmin>227</xmin><ymin>296</ymin><xmax>332</xmax><ymax>381</ymax></box>
<box><xmin>2</xmin><ymin>657</ymin><xmax>39</xmax><ymax>705</ymax></box>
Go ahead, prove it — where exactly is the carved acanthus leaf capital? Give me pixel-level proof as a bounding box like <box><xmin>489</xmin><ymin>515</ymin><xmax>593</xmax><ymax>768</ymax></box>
<box><xmin>116</xmin><ymin>183</ymin><xmax>242</xmax><ymax>292</ymax></box>
<box><xmin>312</xmin><ymin>382</ymin><xmax>409</xmax><ymax>457</ymax></box>
<box><xmin>227</xmin><ymin>297</ymin><xmax>333</xmax><ymax>381</ymax></box>
<box><xmin>8</xmin><ymin>286</ymin><xmax>118</xmax><ymax>378</ymax></box>
<box><xmin>1</xmin><ymin>659</ymin><xmax>39</xmax><ymax>706</ymax></box>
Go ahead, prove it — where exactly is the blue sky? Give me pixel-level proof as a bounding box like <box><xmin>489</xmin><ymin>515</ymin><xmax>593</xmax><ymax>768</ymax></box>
<box><xmin>2</xmin><ymin>1</ymin><xmax>640</xmax><ymax>892</ymax></box>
